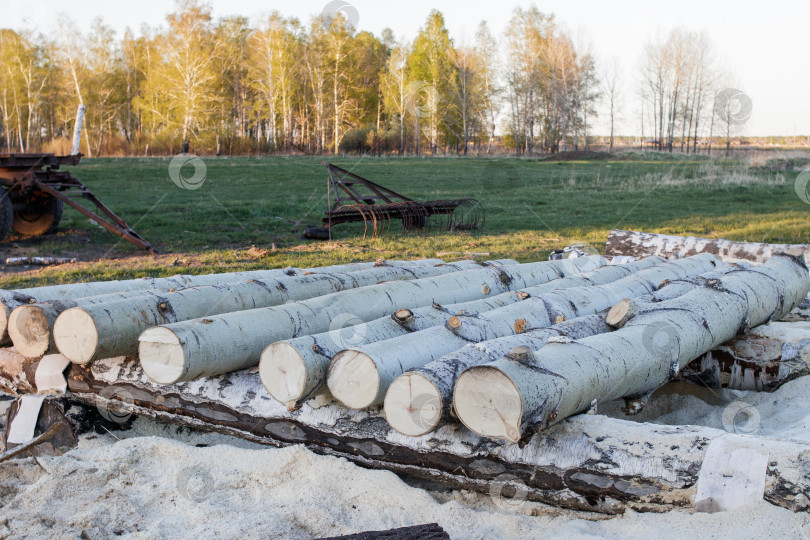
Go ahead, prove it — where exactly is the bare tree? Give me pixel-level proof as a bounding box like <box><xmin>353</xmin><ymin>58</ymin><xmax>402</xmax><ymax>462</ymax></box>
<box><xmin>602</xmin><ymin>57</ymin><xmax>622</xmax><ymax>153</ymax></box>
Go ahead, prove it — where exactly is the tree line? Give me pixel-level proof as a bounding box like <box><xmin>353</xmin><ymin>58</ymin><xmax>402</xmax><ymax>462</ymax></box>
<box><xmin>0</xmin><ymin>1</ymin><xmax>736</xmax><ymax>157</ymax></box>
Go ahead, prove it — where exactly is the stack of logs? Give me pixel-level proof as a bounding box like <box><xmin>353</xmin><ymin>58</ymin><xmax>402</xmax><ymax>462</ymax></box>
<box><xmin>2</xmin><ymin>230</ymin><xmax>810</xmax><ymax>514</ymax></box>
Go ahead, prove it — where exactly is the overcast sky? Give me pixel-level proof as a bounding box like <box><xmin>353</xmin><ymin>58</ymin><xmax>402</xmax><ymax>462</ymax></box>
<box><xmin>3</xmin><ymin>0</ymin><xmax>806</xmax><ymax>137</ymax></box>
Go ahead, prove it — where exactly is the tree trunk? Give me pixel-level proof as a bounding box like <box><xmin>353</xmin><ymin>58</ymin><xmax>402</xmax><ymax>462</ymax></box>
<box><xmin>260</xmin><ymin>291</ymin><xmax>531</xmax><ymax>409</ymax></box>
<box><xmin>3</xmin><ymin>353</ymin><xmax>809</xmax><ymax>514</ymax></box>
<box><xmin>267</xmin><ymin>258</ymin><xmax>662</xmax><ymax>410</ymax></box>
<box><xmin>384</xmin><ymin>313</ymin><xmax>613</xmax><ymax>437</ymax></box>
<box><xmin>138</xmin><ymin>258</ymin><xmax>604</xmax><ymax>385</ymax></box>
<box><xmin>53</xmin><ymin>260</ymin><xmax>493</xmax><ymax>366</ymax></box>
<box><xmin>606</xmin><ymin>229</ymin><xmax>810</xmax><ymax>266</ymax></box>
<box><xmin>0</xmin><ymin>260</ymin><xmax>438</xmax><ymax>347</ymax></box>
<box><xmin>453</xmin><ymin>255</ymin><xmax>809</xmax><ymax>442</ymax></box>
<box><xmin>681</xmin><ymin>320</ymin><xmax>810</xmax><ymax>391</ymax></box>
<box><xmin>382</xmin><ymin>255</ymin><xmax>722</xmax><ymax>435</ymax></box>
<box><xmin>13</xmin><ymin>260</ymin><xmax>444</xmax><ymax>359</ymax></box>
<box><xmin>329</xmin><ymin>255</ymin><xmax>718</xmax><ymax>411</ymax></box>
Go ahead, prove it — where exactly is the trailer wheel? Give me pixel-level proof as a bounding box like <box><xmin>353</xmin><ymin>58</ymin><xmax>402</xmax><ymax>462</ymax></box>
<box><xmin>0</xmin><ymin>188</ymin><xmax>13</xmax><ymax>241</ymax></box>
<box><xmin>12</xmin><ymin>192</ymin><xmax>64</xmax><ymax>236</ymax></box>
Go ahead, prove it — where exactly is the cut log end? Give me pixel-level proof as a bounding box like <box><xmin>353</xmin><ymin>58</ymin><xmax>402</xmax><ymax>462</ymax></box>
<box><xmin>393</xmin><ymin>309</ymin><xmax>414</xmax><ymax>324</ymax></box>
<box><xmin>52</xmin><ymin>307</ymin><xmax>98</xmax><ymax>364</ymax></box>
<box><xmin>8</xmin><ymin>306</ymin><xmax>51</xmax><ymax>358</ymax></box>
<box><xmin>454</xmin><ymin>367</ymin><xmax>522</xmax><ymax>442</ymax></box>
<box><xmin>448</xmin><ymin>316</ymin><xmax>461</xmax><ymax>329</ymax></box>
<box><xmin>138</xmin><ymin>327</ymin><xmax>186</xmax><ymax>384</ymax></box>
<box><xmin>327</xmin><ymin>350</ymin><xmax>380</xmax><ymax>410</ymax></box>
<box><xmin>259</xmin><ymin>341</ymin><xmax>307</xmax><ymax>404</ymax></box>
<box><xmin>606</xmin><ymin>298</ymin><xmax>633</xmax><ymax>327</ymax></box>
<box><xmin>383</xmin><ymin>373</ymin><xmax>442</xmax><ymax>437</ymax></box>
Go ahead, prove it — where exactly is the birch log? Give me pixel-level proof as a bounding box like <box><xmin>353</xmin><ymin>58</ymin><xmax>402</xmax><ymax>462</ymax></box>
<box><xmin>681</xmin><ymin>321</ymin><xmax>810</xmax><ymax>391</ymax></box>
<box><xmin>384</xmin><ymin>314</ymin><xmax>613</xmax><ymax>436</ymax></box>
<box><xmin>330</xmin><ymin>254</ymin><xmax>720</xmax><ymax>411</ymax></box>
<box><xmin>260</xmin><ymin>291</ymin><xmax>530</xmax><ymax>409</ymax></box>
<box><xmin>138</xmin><ymin>258</ymin><xmax>605</xmax><ymax>385</ymax></box>
<box><xmin>0</xmin><ymin>259</ymin><xmax>444</xmax><ymax>345</ymax></box>
<box><xmin>52</xmin><ymin>260</ymin><xmax>492</xmax><ymax>365</ymax></box>
<box><xmin>4</xmin><ymin>354</ymin><xmax>809</xmax><ymax>514</ymax></box>
<box><xmin>606</xmin><ymin>229</ymin><xmax>810</xmax><ymax>266</ymax></box>
<box><xmin>261</xmin><ymin>257</ymin><xmax>661</xmax><ymax>409</ymax></box>
<box><xmin>386</xmin><ymin>262</ymin><xmax>749</xmax><ymax>437</ymax></box>
<box><xmin>454</xmin><ymin>255</ymin><xmax>810</xmax><ymax>442</ymax></box>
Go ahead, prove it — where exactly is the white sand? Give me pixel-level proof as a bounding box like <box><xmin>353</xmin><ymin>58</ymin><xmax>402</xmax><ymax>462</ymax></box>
<box><xmin>2</xmin><ymin>380</ymin><xmax>810</xmax><ymax>538</ymax></box>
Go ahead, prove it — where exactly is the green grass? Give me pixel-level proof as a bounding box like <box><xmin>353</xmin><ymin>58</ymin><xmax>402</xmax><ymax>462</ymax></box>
<box><xmin>1</xmin><ymin>152</ymin><xmax>808</xmax><ymax>288</ymax></box>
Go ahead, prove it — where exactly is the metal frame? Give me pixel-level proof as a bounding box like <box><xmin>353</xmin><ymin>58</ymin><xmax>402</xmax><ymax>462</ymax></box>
<box><xmin>321</xmin><ymin>163</ymin><xmax>483</xmax><ymax>234</ymax></box>
<box><xmin>0</xmin><ymin>153</ymin><xmax>154</xmax><ymax>252</ymax></box>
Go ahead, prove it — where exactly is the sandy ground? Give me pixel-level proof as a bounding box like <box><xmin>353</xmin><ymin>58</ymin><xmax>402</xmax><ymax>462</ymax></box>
<box><xmin>1</xmin><ymin>380</ymin><xmax>810</xmax><ymax>539</ymax></box>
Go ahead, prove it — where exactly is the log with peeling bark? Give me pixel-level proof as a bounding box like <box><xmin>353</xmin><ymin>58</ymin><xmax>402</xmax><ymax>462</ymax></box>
<box><xmin>453</xmin><ymin>255</ymin><xmax>810</xmax><ymax>442</ymax></box>
<box><xmin>606</xmin><ymin>229</ymin><xmax>810</xmax><ymax>266</ymax></box>
<box><xmin>137</xmin><ymin>257</ymin><xmax>604</xmax><ymax>385</ymax></box>
<box><xmin>1</xmin><ymin>352</ymin><xmax>808</xmax><ymax>514</ymax></box>
<box><xmin>0</xmin><ymin>259</ymin><xmax>444</xmax><ymax>346</ymax></box>
<box><xmin>681</xmin><ymin>321</ymin><xmax>810</xmax><ymax>391</ymax></box>
<box><xmin>328</xmin><ymin>254</ymin><xmax>720</xmax><ymax>411</ymax></box>
<box><xmin>260</xmin><ymin>291</ymin><xmax>531</xmax><ymax>409</ymax></box>
<box><xmin>49</xmin><ymin>259</ymin><xmax>494</xmax><ymax>365</ymax></box>
<box><xmin>261</xmin><ymin>257</ymin><xmax>661</xmax><ymax>410</ymax></box>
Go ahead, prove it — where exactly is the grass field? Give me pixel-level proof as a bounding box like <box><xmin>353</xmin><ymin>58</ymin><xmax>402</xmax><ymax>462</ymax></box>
<box><xmin>1</xmin><ymin>151</ymin><xmax>808</xmax><ymax>288</ymax></box>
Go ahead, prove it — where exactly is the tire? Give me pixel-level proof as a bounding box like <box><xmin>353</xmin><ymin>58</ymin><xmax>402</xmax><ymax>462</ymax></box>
<box><xmin>12</xmin><ymin>191</ymin><xmax>64</xmax><ymax>236</ymax></box>
<box><xmin>0</xmin><ymin>188</ymin><xmax>13</xmax><ymax>241</ymax></box>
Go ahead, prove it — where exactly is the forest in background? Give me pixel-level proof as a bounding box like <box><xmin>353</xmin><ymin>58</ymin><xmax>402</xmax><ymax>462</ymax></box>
<box><xmin>0</xmin><ymin>0</ymin><xmax>754</xmax><ymax>157</ymax></box>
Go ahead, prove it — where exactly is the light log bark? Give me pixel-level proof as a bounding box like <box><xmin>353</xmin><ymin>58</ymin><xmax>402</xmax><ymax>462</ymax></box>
<box><xmin>384</xmin><ymin>314</ymin><xmax>612</xmax><ymax>436</ymax></box>
<box><xmin>138</xmin><ymin>258</ymin><xmax>605</xmax><ymax>385</ymax></box>
<box><xmin>53</xmin><ymin>260</ymin><xmax>492</xmax><ymax>365</ymax></box>
<box><xmin>606</xmin><ymin>229</ymin><xmax>810</xmax><ymax>266</ymax></box>
<box><xmin>454</xmin><ymin>255</ymin><xmax>810</xmax><ymax>442</ymax></box>
<box><xmin>260</xmin><ymin>292</ymin><xmax>529</xmax><ymax>409</ymax></box>
<box><xmin>332</xmin><ymin>255</ymin><xmax>719</xmax><ymax>411</ymax></box>
<box><xmin>0</xmin><ymin>259</ymin><xmax>445</xmax><ymax>345</ymax></box>
<box><xmin>263</xmin><ymin>257</ymin><xmax>660</xmax><ymax>410</ymax></box>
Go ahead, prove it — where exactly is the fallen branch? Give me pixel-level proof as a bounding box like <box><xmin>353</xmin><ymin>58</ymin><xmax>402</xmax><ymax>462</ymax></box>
<box><xmin>0</xmin><ymin>422</ymin><xmax>65</xmax><ymax>463</ymax></box>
